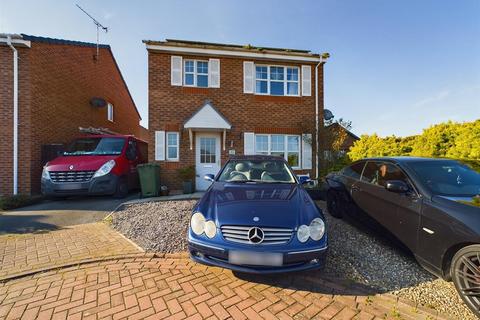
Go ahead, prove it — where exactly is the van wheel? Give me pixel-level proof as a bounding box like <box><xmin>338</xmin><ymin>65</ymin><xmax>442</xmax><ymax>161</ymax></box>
<box><xmin>114</xmin><ymin>178</ymin><xmax>128</xmax><ymax>199</ymax></box>
<box><xmin>451</xmin><ymin>244</ymin><xmax>480</xmax><ymax>318</ymax></box>
<box><xmin>326</xmin><ymin>190</ymin><xmax>343</xmax><ymax>218</ymax></box>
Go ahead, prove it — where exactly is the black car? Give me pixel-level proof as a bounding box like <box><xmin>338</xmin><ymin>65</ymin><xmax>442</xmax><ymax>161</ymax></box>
<box><xmin>325</xmin><ymin>157</ymin><xmax>480</xmax><ymax>316</ymax></box>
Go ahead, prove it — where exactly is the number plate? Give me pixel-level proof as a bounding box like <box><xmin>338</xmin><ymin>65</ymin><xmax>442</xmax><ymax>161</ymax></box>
<box><xmin>229</xmin><ymin>251</ymin><xmax>283</xmax><ymax>266</ymax></box>
<box><xmin>58</xmin><ymin>183</ymin><xmax>83</xmax><ymax>190</ymax></box>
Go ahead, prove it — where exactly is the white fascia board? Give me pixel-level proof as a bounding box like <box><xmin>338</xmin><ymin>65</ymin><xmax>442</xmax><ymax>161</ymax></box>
<box><xmin>146</xmin><ymin>44</ymin><xmax>321</xmax><ymax>63</ymax></box>
<box><xmin>0</xmin><ymin>38</ymin><xmax>31</xmax><ymax>48</ymax></box>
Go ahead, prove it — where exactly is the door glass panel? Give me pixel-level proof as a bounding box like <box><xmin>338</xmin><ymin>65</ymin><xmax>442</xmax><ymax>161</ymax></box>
<box><xmin>200</xmin><ymin>137</ymin><xmax>216</xmax><ymax>164</ymax></box>
<box><xmin>362</xmin><ymin>162</ymin><xmax>409</xmax><ymax>187</ymax></box>
<box><xmin>342</xmin><ymin>162</ymin><xmax>365</xmax><ymax>179</ymax></box>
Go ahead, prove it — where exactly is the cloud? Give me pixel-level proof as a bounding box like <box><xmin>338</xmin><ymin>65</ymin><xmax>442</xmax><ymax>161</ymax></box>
<box><xmin>413</xmin><ymin>89</ymin><xmax>450</xmax><ymax>107</ymax></box>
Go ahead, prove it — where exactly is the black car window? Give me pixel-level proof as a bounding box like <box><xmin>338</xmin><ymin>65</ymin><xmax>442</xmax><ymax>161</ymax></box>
<box><xmin>341</xmin><ymin>162</ymin><xmax>365</xmax><ymax>179</ymax></box>
<box><xmin>361</xmin><ymin>161</ymin><xmax>380</xmax><ymax>184</ymax></box>
<box><xmin>362</xmin><ymin>161</ymin><xmax>410</xmax><ymax>188</ymax></box>
<box><xmin>409</xmin><ymin>160</ymin><xmax>480</xmax><ymax>197</ymax></box>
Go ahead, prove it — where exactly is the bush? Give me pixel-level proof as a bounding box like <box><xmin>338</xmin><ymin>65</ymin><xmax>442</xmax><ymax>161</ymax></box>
<box><xmin>348</xmin><ymin>120</ymin><xmax>480</xmax><ymax>162</ymax></box>
<box><xmin>177</xmin><ymin>166</ymin><xmax>195</xmax><ymax>182</ymax></box>
<box><xmin>0</xmin><ymin>194</ymin><xmax>43</xmax><ymax>211</ymax></box>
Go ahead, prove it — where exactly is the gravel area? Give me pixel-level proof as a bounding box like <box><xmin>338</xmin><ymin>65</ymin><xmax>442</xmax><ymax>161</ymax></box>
<box><xmin>112</xmin><ymin>199</ymin><xmax>474</xmax><ymax>319</ymax></box>
<box><xmin>316</xmin><ymin>201</ymin><xmax>475</xmax><ymax>320</ymax></box>
<box><xmin>112</xmin><ymin>200</ymin><xmax>196</xmax><ymax>253</ymax></box>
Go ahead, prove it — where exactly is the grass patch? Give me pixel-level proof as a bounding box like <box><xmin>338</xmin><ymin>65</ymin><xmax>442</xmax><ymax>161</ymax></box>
<box><xmin>0</xmin><ymin>194</ymin><xmax>43</xmax><ymax>211</ymax></box>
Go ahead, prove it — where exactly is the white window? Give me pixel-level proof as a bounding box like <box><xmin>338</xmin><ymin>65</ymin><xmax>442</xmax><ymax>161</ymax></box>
<box><xmin>255</xmin><ymin>135</ymin><xmax>269</xmax><ymax>155</ymax></box>
<box><xmin>184</xmin><ymin>60</ymin><xmax>208</xmax><ymax>87</ymax></box>
<box><xmin>254</xmin><ymin>65</ymin><xmax>299</xmax><ymax>96</ymax></box>
<box><xmin>107</xmin><ymin>103</ymin><xmax>114</xmax><ymax>122</ymax></box>
<box><xmin>254</xmin><ymin>134</ymin><xmax>301</xmax><ymax>168</ymax></box>
<box><xmin>166</xmin><ymin>132</ymin><xmax>179</xmax><ymax>161</ymax></box>
<box><xmin>287</xmin><ymin>136</ymin><xmax>300</xmax><ymax>168</ymax></box>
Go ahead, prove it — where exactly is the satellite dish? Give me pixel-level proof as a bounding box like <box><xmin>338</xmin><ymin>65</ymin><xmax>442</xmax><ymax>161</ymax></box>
<box><xmin>90</xmin><ymin>97</ymin><xmax>107</xmax><ymax>108</ymax></box>
<box><xmin>324</xmin><ymin>109</ymin><xmax>334</xmax><ymax>121</ymax></box>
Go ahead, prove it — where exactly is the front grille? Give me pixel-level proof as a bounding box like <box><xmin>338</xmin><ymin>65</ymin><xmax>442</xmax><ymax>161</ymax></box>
<box><xmin>220</xmin><ymin>225</ymin><xmax>293</xmax><ymax>245</ymax></box>
<box><xmin>49</xmin><ymin>171</ymin><xmax>95</xmax><ymax>183</ymax></box>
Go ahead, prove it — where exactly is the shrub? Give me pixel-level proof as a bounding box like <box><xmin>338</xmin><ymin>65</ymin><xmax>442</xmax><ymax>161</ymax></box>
<box><xmin>177</xmin><ymin>166</ymin><xmax>195</xmax><ymax>182</ymax></box>
<box><xmin>0</xmin><ymin>194</ymin><xmax>43</xmax><ymax>211</ymax></box>
<box><xmin>348</xmin><ymin>120</ymin><xmax>480</xmax><ymax>162</ymax></box>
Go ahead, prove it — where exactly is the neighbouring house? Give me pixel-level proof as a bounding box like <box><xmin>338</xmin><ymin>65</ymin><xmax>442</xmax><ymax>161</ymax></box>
<box><xmin>144</xmin><ymin>39</ymin><xmax>328</xmax><ymax>191</ymax></box>
<box><xmin>323</xmin><ymin>123</ymin><xmax>359</xmax><ymax>160</ymax></box>
<box><xmin>0</xmin><ymin>34</ymin><xmax>145</xmax><ymax>196</ymax></box>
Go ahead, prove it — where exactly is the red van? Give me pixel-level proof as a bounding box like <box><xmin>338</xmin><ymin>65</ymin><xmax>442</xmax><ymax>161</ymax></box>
<box><xmin>41</xmin><ymin>135</ymin><xmax>148</xmax><ymax>198</ymax></box>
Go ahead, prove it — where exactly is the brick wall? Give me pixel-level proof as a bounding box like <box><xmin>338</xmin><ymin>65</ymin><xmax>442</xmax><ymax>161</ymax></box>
<box><xmin>0</xmin><ymin>41</ymin><xmax>144</xmax><ymax>196</ymax></box>
<box><xmin>148</xmin><ymin>51</ymin><xmax>324</xmax><ymax>190</ymax></box>
<box><xmin>0</xmin><ymin>46</ymin><xmax>32</xmax><ymax>196</ymax></box>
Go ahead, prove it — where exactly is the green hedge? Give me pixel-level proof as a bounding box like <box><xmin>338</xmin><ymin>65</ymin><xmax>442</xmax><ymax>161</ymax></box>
<box><xmin>460</xmin><ymin>159</ymin><xmax>480</xmax><ymax>173</ymax></box>
<box><xmin>0</xmin><ymin>194</ymin><xmax>43</xmax><ymax>211</ymax></box>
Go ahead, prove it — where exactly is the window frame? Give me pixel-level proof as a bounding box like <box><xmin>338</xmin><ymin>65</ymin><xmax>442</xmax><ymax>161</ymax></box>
<box><xmin>184</xmin><ymin>59</ymin><xmax>209</xmax><ymax>88</ymax></box>
<box><xmin>107</xmin><ymin>103</ymin><xmax>114</xmax><ymax>122</ymax></box>
<box><xmin>359</xmin><ymin>160</ymin><xmax>420</xmax><ymax>196</ymax></box>
<box><xmin>166</xmin><ymin>132</ymin><xmax>179</xmax><ymax>161</ymax></box>
<box><xmin>254</xmin><ymin>134</ymin><xmax>301</xmax><ymax>169</ymax></box>
<box><xmin>254</xmin><ymin>64</ymin><xmax>300</xmax><ymax>97</ymax></box>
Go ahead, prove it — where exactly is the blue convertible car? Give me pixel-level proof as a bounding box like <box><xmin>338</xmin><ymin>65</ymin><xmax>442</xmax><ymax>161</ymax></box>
<box><xmin>188</xmin><ymin>155</ymin><xmax>328</xmax><ymax>273</ymax></box>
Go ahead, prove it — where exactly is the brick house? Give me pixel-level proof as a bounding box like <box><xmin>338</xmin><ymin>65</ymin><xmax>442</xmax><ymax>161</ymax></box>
<box><xmin>0</xmin><ymin>34</ymin><xmax>144</xmax><ymax>196</ymax></box>
<box><xmin>324</xmin><ymin>123</ymin><xmax>359</xmax><ymax>160</ymax></box>
<box><xmin>144</xmin><ymin>39</ymin><xmax>327</xmax><ymax>191</ymax></box>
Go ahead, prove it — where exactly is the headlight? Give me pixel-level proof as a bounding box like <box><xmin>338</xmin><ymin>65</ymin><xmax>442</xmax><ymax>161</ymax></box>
<box><xmin>204</xmin><ymin>220</ymin><xmax>217</xmax><ymax>238</ymax></box>
<box><xmin>191</xmin><ymin>212</ymin><xmax>206</xmax><ymax>235</ymax></box>
<box><xmin>309</xmin><ymin>218</ymin><xmax>325</xmax><ymax>240</ymax></box>
<box><xmin>93</xmin><ymin>160</ymin><xmax>116</xmax><ymax>178</ymax></box>
<box><xmin>297</xmin><ymin>225</ymin><xmax>310</xmax><ymax>243</ymax></box>
<box><xmin>297</xmin><ymin>218</ymin><xmax>326</xmax><ymax>242</ymax></box>
<box><xmin>42</xmin><ymin>166</ymin><xmax>50</xmax><ymax>180</ymax></box>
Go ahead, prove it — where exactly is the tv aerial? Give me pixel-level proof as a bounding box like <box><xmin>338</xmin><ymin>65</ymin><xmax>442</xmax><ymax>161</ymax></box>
<box><xmin>76</xmin><ymin>4</ymin><xmax>108</xmax><ymax>60</ymax></box>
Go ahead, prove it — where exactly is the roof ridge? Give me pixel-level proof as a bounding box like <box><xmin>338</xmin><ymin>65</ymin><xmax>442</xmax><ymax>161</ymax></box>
<box><xmin>21</xmin><ymin>34</ymin><xmax>110</xmax><ymax>49</ymax></box>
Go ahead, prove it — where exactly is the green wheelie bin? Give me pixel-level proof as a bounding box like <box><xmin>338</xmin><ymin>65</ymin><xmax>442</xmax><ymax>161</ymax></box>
<box><xmin>137</xmin><ymin>163</ymin><xmax>161</xmax><ymax>197</ymax></box>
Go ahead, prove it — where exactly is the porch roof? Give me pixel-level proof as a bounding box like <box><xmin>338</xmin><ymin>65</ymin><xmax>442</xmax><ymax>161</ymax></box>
<box><xmin>184</xmin><ymin>100</ymin><xmax>232</xmax><ymax>130</ymax></box>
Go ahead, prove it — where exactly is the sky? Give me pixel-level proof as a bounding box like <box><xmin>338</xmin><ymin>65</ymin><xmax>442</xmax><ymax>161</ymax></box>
<box><xmin>1</xmin><ymin>0</ymin><xmax>479</xmax><ymax>136</ymax></box>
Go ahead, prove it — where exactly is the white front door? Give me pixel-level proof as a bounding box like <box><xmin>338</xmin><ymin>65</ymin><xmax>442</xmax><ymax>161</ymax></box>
<box><xmin>195</xmin><ymin>133</ymin><xmax>221</xmax><ymax>191</ymax></box>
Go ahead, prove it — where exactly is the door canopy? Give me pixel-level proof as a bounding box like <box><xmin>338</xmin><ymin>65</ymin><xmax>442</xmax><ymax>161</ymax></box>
<box><xmin>184</xmin><ymin>100</ymin><xmax>232</xmax><ymax>131</ymax></box>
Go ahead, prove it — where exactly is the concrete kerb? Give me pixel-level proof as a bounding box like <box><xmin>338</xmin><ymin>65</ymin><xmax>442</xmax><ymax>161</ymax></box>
<box><xmin>0</xmin><ymin>252</ymin><xmax>190</xmax><ymax>283</ymax></box>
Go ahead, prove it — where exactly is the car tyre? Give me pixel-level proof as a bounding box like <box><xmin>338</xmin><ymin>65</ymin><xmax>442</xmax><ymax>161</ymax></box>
<box><xmin>451</xmin><ymin>244</ymin><xmax>480</xmax><ymax>318</ymax></box>
<box><xmin>326</xmin><ymin>190</ymin><xmax>343</xmax><ymax>218</ymax></box>
<box><xmin>114</xmin><ymin>178</ymin><xmax>129</xmax><ymax>199</ymax></box>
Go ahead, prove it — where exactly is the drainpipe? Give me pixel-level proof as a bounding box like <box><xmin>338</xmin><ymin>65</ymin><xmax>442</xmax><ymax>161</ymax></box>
<box><xmin>314</xmin><ymin>58</ymin><xmax>322</xmax><ymax>180</ymax></box>
<box><xmin>7</xmin><ymin>36</ymin><xmax>19</xmax><ymax>195</ymax></box>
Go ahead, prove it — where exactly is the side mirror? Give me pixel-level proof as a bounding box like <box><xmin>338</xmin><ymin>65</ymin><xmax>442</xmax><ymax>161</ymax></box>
<box><xmin>298</xmin><ymin>175</ymin><xmax>312</xmax><ymax>185</ymax></box>
<box><xmin>385</xmin><ymin>180</ymin><xmax>409</xmax><ymax>193</ymax></box>
<box><xmin>204</xmin><ymin>174</ymin><xmax>215</xmax><ymax>182</ymax></box>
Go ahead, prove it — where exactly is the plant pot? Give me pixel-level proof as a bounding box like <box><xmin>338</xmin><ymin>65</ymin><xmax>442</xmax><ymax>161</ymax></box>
<box><xmin>182</xmin><ymin>181</ymin><xmax>194</xmax><ymax>194</ymax></box>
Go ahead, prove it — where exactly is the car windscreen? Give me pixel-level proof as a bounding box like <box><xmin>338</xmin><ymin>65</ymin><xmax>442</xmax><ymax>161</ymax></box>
<box><xmin>217</xmin><ymin>160</ymin><xmax>296</xmax><ymax>183</ymax></box>
<box><xmin>408</xmin><ymin>160</ymin><xmax>480</xmax><ymax>197</ymax></box>
<box><xmin>63</xmin><ymin>137</ymin><xmax>126</xmax><ymax>156</ymax></box>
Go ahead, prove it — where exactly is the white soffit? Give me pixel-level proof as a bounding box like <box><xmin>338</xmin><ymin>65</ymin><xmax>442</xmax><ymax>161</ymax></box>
<box><xmin>184</xmin><ymin>101</ymin><xmax>231</xmax><ymax>130</ymax></box>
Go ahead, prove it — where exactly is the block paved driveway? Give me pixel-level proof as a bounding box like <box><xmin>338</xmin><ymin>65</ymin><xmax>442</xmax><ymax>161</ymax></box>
<box><xmin>0</xmin><ymin>223</ymin><xmax>142</xmax><ymax>280</ymax></box>
<box><xmin>0</xmin><ymin>252</ymin><xmax>447</xmax><ymax>320</ymax></box>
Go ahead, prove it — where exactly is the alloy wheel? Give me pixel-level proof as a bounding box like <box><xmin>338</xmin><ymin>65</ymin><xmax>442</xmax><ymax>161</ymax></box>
<box><xmin>453</xmin><ymin>250</ymin><xmax>480</xmax><ymax>316</ymax></box>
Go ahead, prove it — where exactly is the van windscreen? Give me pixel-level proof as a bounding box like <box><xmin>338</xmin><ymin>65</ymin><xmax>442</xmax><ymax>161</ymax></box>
<box><xmin>64</xmin><ymin>137</ymin><xmax>126</xmax><ymax>156</ymax></box>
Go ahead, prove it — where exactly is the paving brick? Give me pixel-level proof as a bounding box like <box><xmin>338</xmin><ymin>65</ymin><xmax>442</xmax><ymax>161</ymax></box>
<box><xmin>0</xmin><ymin>254</ymin><xmax>451</xmax><ymax>320</ymax></box>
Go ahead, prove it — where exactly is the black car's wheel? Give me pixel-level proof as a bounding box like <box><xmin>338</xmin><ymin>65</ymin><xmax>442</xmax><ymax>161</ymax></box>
<box><xmin>326</xmin><ymin>190</ymin><xmax>343</xmax><ymax>218</ymax></box>
<box><xmin>114</xmin><ymin>178</ymin><xmax>129</xmax><ymax>199</ymax></box>
<box><xmin>451</xmin><ymin>244</ymin><xmax>480</xmax><ymax>318</ymax></box>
